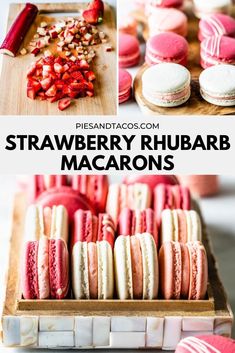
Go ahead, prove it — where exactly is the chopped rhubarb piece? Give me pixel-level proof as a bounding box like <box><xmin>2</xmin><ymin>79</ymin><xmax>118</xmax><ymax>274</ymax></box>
<box><xmin>40</xmin><ymin>21</ymin><xmax>48</xmax><ymax>28</ymax></box>
<box><xmin>37</xmin><ymin>27</ymin><xmax>47</xmax><ymax>36</ymax></box>
<box><xmin>65</xmin><ymin>51</ymin><xmax>72</xmax><ymax>57</ymax></box>
<box><xmin>58</xmin><ymin>98</ymin><xmax>71</xmax><ymax>111</ymax></box>
<box><xmin>0</xmin><ymin>3</ymin><xmax>38</xmax><ymax>57</ymax></box>
<box><xmin>50</xmin><ymin>30</ymin><xmax>58</xmax><ymax>39</ymax></box>
<box><xmin>82</xmin><ymin>9</ymin><xmax>103</xmax><ymax>25</ymax></box>
<box><xmin>80</xmin><ymin>59</ymin><xmax>89</xmax><ymax>69</ymax></box>
<box><xmin>31</xmin><ymin>47</ymin><xmax>40</xmax><ymax>56</ymax></box>
<box><xmin>105</xmin><ymin>46</ymin><xmax>113</xmax><ymax>52</ymax></box>
<box><xmin>20</xmin><ymin>48</ymin><xmax>27</xmax><ymax>55</ymax></box>
<box><xmin>63</xmin><ymin>64</ymin><xmax>70</xmax><ymax>72</ymax></box>
<box><xmin>45</xmin><ymin>84</ymin><xmax>57</xmax><ymax>97</ymax></box>
<box><xmin>64</xmin><ymin>35</ymin><xmax>74</xmax><ymax>44</ymax></box>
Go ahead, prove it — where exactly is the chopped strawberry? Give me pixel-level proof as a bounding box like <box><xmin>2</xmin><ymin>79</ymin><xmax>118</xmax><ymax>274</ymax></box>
<box><xmin>54</xmin><ymin>56</ymin><xmax>64</xmax><ymax>65</ymax></box>
<box><xmin>40</xmin><ymin>77</ymin><xmax>52</xmax><ymax>90</ymax></box>
<box><xmin>86</xmin><ymin>90</ymin><xmax>94</xmax><ymax>97</ymax></box>
<box><xmin>55</xmin><ymin>80</ymin><xmax>65</xmax><ymax>90</ymax></box>
<box><xmin>62</xmin><ymin>72</ymin><xmax>70</xmax><ymax>80</ymax></box>
<box><xmin>27</xmin><ymin>63</ymin><xmax>37</xmax><ymax>77</ymax></box>
<box><xmin>44</xmin><ymin>56</ymin><xmax>55</xmax><ymax>65</ymax></box>
<box><xmin>71</xmin><ymin>71</ymin><xmax>84</xmax><ymax>81</ymax></box>
<box><xmin>82</xmin><ymin>9</ymin><xmax>103</xmax><ymax>25</ymax></box>
<box><xmin>80</xmin><ymin>59</ymin><xmax>90</xmax><ymax>69</ymax></box>
<box><xmin>68</xmin><ymin>90</ymin><xmax>80</xmax><ymax>98</ymax></box>
<box><xmin>47</xmin><ymin>92</ymin><xmax>65</xmax><ymax>103</ymax></box>
<box><xmin>63</xmin><ymin>64</ymin><xmax>70</xmax><ymax>72</ymax></box>
<box><xmin>69</xmin><ymin>82</ymin><xmax>85</xmax><ymax>91</ymax></box>
<box><xmin>84</xmin><ymin>70</ymin><xmax>96</xmax><ymax>81</ymax></box>
<box><xmin>58</xmin><ymin>98</ymin><xmax>71</xmax><ymax>111</ymax></box>
<box><xmin>50</xmin><ymin>31</ymin><xmax>58</xmax><ymax>39</ymax></box>
<box><xmin>69</xmin><ymin>64</ymin><xmax>81</xmax><ymax>73</ymax></box>
<box><xmin>27</xmin><ymin>79</ymin><xmax>41</xmax><ymax>93</ymax></box>
<box><xmin>45</xmin><ymin>84</ymin><xmax>57</xmax><ymax>97</ymax></box>
<box><xmin>31</xmin><ymin>48</ymin><xmax>40</xmax><ymax>56</ymax></box>
<box><xmin>27</xmin><ymin>87</ymin><xmax>36</xmax><ymax>100</ymax></box>
<box><xmin>37</xmin><ymin>91</ymin><xmax>46</xmax><ymax>100</ymax></box>
<box><xmin>54</xmin><ymin>63</ymin><xmax>64</xmax><ymax>74</ymax></box>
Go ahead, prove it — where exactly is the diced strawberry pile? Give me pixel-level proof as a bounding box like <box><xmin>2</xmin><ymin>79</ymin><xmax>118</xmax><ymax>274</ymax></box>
<box><xmin>27</xmin><ymin>55</ymin><xmax>96</xmax><ymax>110</ymax></box>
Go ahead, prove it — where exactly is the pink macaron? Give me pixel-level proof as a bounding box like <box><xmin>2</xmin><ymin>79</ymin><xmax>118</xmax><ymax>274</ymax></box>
<box><xmin>146</xmin><ymin>0</ymin><xmax>184</xmax><ymax>16</ymax></box>
<box><xmin>148</xmin><ymin>8</ymin><xmax>188</xmax><ymax>38</ymax></box>
<box><xmin>178</xmin><ymin>175</ymin><xmax>219</xmax><ymax>197</ymax></box>
<box><xmin>145</xmin><ymin>32</ymin><xmax>189</xmax><ymax>66</ymax></box>
<box><xmin>119</xmin><ymin>33</ymin><xmax>141</xmax><ymax>68</ymax></box>
<box><xmin>159</xmin><ymin>241</ymin><xmax>208</xmax><ymax>300</ymax></box>
<box><xmin>200</xmin><ymin>35</ymin><xmax>235</xmax><ymax>68</ymax></box>
<box><xmin>175</xmin><ymin>335</ymin><xmax>235</xmax><ymax>353</ymax></box>
<box><xmin>119</xmin><ymin>69</ymin><xmax>132</xmax><ymax>104</ymax></box>
<box><xmin>199</xmin><ymin>13</ymin><xmax>235</xmax><ymax>41</ymax></box>
<box><xmin>119</xmin><ymin>16</ymin><xmax>137</xmax><ymax>37</ymax></box>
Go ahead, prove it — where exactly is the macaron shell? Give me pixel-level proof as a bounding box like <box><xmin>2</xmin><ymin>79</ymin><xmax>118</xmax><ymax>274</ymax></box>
<box><xmin>97</xmin><ymin>240</ymin><xmax>114</xmax><ymax>299</ymax></box>
<box><xmin>37</xmin><ymin>236</ymin><xmax>50</xmax><ymax>299</ymax></box>
<box><xmin>98</xmin><ymin>213</ymin><xmax>115</xmax><ymax>249</ymax></box>
<box><xmin>123</xmin><ymin>175</ymin><xmax>179</xmax><ymax>188</ymax></box>
<box><xmin>148</xmin><ymin>8</ymin><xmax>188</xmax><ymax>37</ymax></box>
<box><xmin>24</xmin><ymin>204</ymin><xmax>43</xmax><ymax>241</ymax></box>
<box><xmin>106</xmin><ymin>183</ymin><xmax>121</xmax><ymax>227</ymax></box>
<box><xmin>161</xmin><ymin>209</ymin><xmax>175</xmax><ymax>244</ymax></box>
<box><xmin>119</xmin><ymin>69</ymin><xmax>132</xmax><ymax>104</ymax></box>
<box><xmin>199</xmin><ymin>13</ymin><xmax>235</xmax><ymax>41</ymax></box>
<box><xmin>176</xmin><ymin>209</ymin><xmax>188</xmax><ymax>243</ymax></box>
<box><xmin>87</xmin><ymin>242</ymin><xmax>98</xmax><ymax>299</ymax></box>
<box><xmin>187</xmin><ymin>241</ymin><xmax>208</xmax><ymax>300</ymax></box>
<box><xmin>137</xmin><ymin>233</ymin><xmax>158</xmax><ymax>299</ymax></box>
<box><xmin>22</xmin><ymin>241</ymin><xmax>39</xmax><ymax>299</ymax></box>
<box><xmin>114</xmin><ymin>235</ymin><xmax>133</xmax><ymax>299</ymax></box>
<box><xmin>178</xmin><ymin>175</ymin><xmax>219</xmax><ymax>197</ymax></box>
<box><xmin>145</xmin><ymin>33</ymin><xmax>188</xmax><ymax>66</ymax></box>
<box><xmin>72</xmin><ymin>210</ymin><xmax>98</xmax><ymax>246</ymax></box>
<box><xmin>175</xmin><ymin>335</ymin><xmax>235</xmax><ymax>353</ymax></box>
<box><xmin>119</xmin><ymin>33</ymin><xmax>140</xmax><ymax>68</ymax></box>
<box><xmin>186</xmin><ymin>210</ymin><xmax>202</xmax><ymax>242</ymax></box>
<box><xmin>36</xmin><ymin>186</ymin><xmax>94</xmax><ymax>222</ymax></box>
<box><xmin>180</xmin><ymin>243</ymin><xmax>190</xmax><ymax>299</ymax></box>
<box><xmin>50</xmin><ymin>205</ymin><xmax>68</xmax><ymax>243</ymax></box>
<box><xmin>127</xmin><ymin>183</ymin><xmax>152</xmax><ymax>210</ymax></box>
<box><xmin>199</xmin><ymin>64</ymin><xmax>235</xmax><ymax>106</ymax></box>
<box><xmin>130</xmin><ymin>236</ymin><xmax>143</xmax><ymax>299</ymax></box>
<box><xmin>72</xmin><ymin>241</ymin><xmax>89</xmax><ymax>299</ymax></box>
<box><xmin>49</xmin><ymin>239</ymin><xmax>69</xmax><ymax>299</ymax></box>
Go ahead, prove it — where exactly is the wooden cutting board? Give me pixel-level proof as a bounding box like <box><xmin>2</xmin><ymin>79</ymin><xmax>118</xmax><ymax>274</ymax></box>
<box><xmin>133</xmin><ymin>6</ymin><xmax>235</xmax><ymax>116</ymax></box>
<box><xmin>0</xmin><ymin>2</ymin><xmax>117</xmax><ymax>116</ymax></box>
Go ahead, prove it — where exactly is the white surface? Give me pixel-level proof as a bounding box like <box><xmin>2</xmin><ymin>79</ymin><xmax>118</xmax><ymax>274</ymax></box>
<box><xmin>0</xmin><ymin>175</ymin><xmax>234</xmax><ymax>353</ymax></box>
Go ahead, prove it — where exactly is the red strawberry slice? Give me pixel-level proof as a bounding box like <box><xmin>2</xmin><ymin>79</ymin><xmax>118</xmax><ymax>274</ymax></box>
<box><xmin>27</xmin><ymin>87</ymin><xmax>36</xmax><ymax>100</ymax></box>
<box><xmin>80</xmin><ymin>60</ymin><xmax>90</xmax><ymax>70</ymax></box>
<box><xmin>71</xmin><ymin>71</ymin><xmax>84</xmax><ymax>81</ymax></box>
<box><xmin>40</xmin><ymin>77</ymin><xmax>52</xmax><ymax>90</ymax></box>
<box><xmin>45</xmin><ymin>84</ymin><xmax>57</xmax><ymax>97</ymax></box>
<box><xmin>27</xmin><ymin>63</ymin><xmax>37</xmax><ymax>77</ymax></box>
<box><xmin>82</xmin><ymin>9</ymin><xmax>103</xmax><ymax>25</ymax></box>
<box><xmin>47</xmin><ymin>92</ymin><xmax>65</xmax><ymax>103</ymax></box>
<box><xmin>58</xmin><ymin>98</ymin><xmax>71</xmax><ymax>111</ymax></box>
<box><xmin>62</xmin><ymin>72</ymin><xmax>70</xmax><ymax>80</ymax></box>
<box><xmin>84</xmin><ymin>71</ymin><xmax>96</xmax><ymax>81</ymax></box>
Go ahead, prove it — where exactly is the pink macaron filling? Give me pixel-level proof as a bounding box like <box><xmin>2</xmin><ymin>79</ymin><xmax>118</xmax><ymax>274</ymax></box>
<box><xmin>88</xmin><ymin>242</ymin><xmax>98</xmax><ymax>299</ymax></box>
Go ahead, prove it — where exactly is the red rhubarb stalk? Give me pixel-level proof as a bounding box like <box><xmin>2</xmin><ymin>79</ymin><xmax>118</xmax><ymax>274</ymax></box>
<box><xmin>0</xmin><ymin>3</ymin><xmax>38</xmax><ymax>57</ymax></box>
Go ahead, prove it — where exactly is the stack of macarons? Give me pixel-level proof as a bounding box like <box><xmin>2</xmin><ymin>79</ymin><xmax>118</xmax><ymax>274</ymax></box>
<box><xmin>22</xmin><ymin>204</ymin><xmax>69</xmax><ymax>299</ymax></box>
<box><xmin>21</xmin><ymin>174</ymin><xmax>209</xmax><ymax>301</ymax></box>
<box><xmin>193</xmin><ymin>0</ymin><xmax>232</xmax><ymax>19</ymax></box>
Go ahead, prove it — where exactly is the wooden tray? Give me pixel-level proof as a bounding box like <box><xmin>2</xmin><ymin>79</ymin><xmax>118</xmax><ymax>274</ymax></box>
<box><xmin>1</xmin><ymin>193</ymin><xmax>233</xmax><ymax>348</ymax></box>
<box><xmin>133</xmin><ymin>6</ymin><xmax>235</xmax><ymax>116</ymax></box>
<box><xmin>0</xmin><ymin>3</ymin><xmax>117</xmax><ymax>116</ymax></box>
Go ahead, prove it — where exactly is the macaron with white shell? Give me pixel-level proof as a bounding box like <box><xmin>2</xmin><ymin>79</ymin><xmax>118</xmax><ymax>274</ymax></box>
<box><xmin>193</xmin><ymin>0</ymin><xmax>232</xmax><ymax>19</ymax></box>
<box><xmin>160</xmin><ymin>209</ymin><xmax>202</xmax><ymax>245</ymax></box>
<box><xmin>199</xmin><ymin>64</ymin><xmax>235</xmax><ymax>106</ymax></box>
<box><xmin>114</xmin><ymin>233</ymin><xmax>159</xmax><ymax>300</ymax></box>
<box><xmin>142</xmin><ymin>63</ymin><xmax>191</xmax><ymax>107</ymax></box>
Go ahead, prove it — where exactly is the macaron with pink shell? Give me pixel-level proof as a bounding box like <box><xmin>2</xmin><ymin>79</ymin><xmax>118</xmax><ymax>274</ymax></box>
<box><xmin>199</xmin><ymin>64</ymin><xmax>235</xmax><ymax>106</ymax></box>
<box><xmin>119</xmin><ymin>15</ymin><xmax>137</xmax><ymax>37</ymax></box>
<box><xmin>193</xmin><ymin>0</ymin><xmax>232</xmax><ymax>19</ymax></box>
<box><xmin>145</xmin><ymin>32</ymin><xmax>189</xmax><ymax>66</ymax></box>
<box><xmin>119</xmin><ymin>69</ymin><xmax>132</xmax><ymax>104</ymax></box>
<box><xmin>178</xmin><ymin>175</ymin><xmax>220</xmax><ymax>197</ymax></box>
<box><xmin>119</xmin><ymin>33</ymin><xmax>141</xmax><ymax>68</ymax></box>
<box><xmin>199</xmin><ymin>13</ymin><xmax>235</xmax><ymax>41</ymax></box>
<box><xmin>148</xmin><ymin>8</ymin><xmax>188</xmax><ymax>38</ymax></box>
<box><xmin>142</xmin><ymin>63</ymin><xmax>191</xmax><ymax>107</ymax></box>
<box><xmin>159</xmin><ymin>240</ymin><xmax>208</xmax><ymax>300</ymax></box>
<box><xmin>200</xmin><ymin>35</ymin><xmax>235</xmax><ymax>69</ymax></box>
<box><xmin>146</xmin><ymin>0</ymin><xmax>184</xmax><ymax>16</ymax></box>
<box><xmin>175</xmin><ymin>335</ymin><xmax>235</xmax><ymax>353</ymax></box>
<box><xmin>123</xmin><ymin>174</ymin><xmax>179</xmax><ymax>189</ymax></box>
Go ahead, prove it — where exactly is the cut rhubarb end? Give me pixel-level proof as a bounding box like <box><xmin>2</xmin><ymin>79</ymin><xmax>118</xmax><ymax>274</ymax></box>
<box><xmin>0</xmin><ymin>3</ymin><xmax>38</xmax><ymax>57</ymax></box>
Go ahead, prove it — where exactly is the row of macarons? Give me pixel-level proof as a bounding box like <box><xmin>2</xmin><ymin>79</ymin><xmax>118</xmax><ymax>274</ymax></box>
<box><xmin>22</xmin><ymin>203</ymin><xmax>208</xmax><ymax>301</ymax></box>
<box><xmin>134</xmin><ymin>0</ymin><xmax>234</xmax><ymax>19</ymax></box>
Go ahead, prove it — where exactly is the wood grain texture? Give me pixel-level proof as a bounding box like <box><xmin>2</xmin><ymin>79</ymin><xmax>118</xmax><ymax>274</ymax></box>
<box><xmin>133</xmin><ymin>7</ymin><xmax>235</xmax><ymax>116</ymax></box>
<box><xmin>1</xmin><ymin>192</ymin><xmax>232</xmax><ymax>321</ymax></box>
<box><xmin>0</xmin><ymin>3</ymin><xmax>117</xmax><ymax>116</ymax></box>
